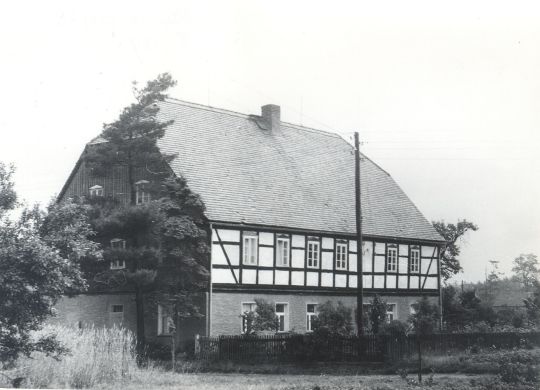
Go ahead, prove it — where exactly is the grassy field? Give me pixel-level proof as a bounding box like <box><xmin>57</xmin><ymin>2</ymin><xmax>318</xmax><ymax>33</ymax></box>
<box><xmin>95</xmin><ymin>372</ymin><xmax>492</xmax><ymax>390</ymax></box>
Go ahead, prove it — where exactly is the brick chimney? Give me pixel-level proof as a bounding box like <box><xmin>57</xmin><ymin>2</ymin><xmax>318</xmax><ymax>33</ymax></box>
<box><xmin>261</xmin><ymin>104</ymin><xmax>280</xmax><ymax>133</ymax></box>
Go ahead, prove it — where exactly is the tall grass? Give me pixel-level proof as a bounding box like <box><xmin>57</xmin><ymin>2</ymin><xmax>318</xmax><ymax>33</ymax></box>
<box><xmin>16</xmin><ymin>325</ymin><xmax>137</xmax><ymax>388</ymax></box>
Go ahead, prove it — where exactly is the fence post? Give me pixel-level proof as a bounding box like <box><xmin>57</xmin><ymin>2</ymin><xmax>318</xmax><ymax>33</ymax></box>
<box><xmin>194</xmin><ymin>334</ymin><xmax>200</xmax><ymax>357</ymax></box>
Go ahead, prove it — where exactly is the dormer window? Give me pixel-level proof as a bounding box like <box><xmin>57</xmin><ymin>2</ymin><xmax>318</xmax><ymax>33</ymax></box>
<box><xmin>89</xmin><ymin>185</ymin><xmax>103</xmax><ymax>197</ymax></box>
<box><xmin>110</xmin><ymin>239</ymin><xmax>126</xmax><ymax>270</ymax></box>
<box><xmin>135</xmin><ymin>180</ymin><xmax>150</xmax><ymax>204</ymax></box>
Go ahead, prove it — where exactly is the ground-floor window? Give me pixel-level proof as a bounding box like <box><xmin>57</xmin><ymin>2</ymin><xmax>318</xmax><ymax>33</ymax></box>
<box><xmin>157</xmin><ymin>304</ymin><xmax>174</xmax><ymax>336</ymax></box>
<box><xmin>109</xmin><ymin>304</ymin><xmax>124</xmax><ymax>324</ymax></box>
<box><xmin>275</xmin><ymin>303</ymin><xmax>289</xmax><ymax>332</ymax></box>
<box><xmin>306</xmin><ymin>303</ymin><xmax>318</xmax><ymax>332</ymax></box>
<box><xmin>241</xmin><ymin>302</ymin><xmax>257</xmax><ymax>333</ymax></box>
<box><xmin>386</xmin><ymin>303</ymin><xmax>397</xmax><ymax>322</ymax></box>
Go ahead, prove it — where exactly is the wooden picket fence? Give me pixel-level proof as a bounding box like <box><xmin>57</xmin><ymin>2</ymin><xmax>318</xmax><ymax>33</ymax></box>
<box><xmin>194</xmin><ymin>331</ymin><xmax>540</xmax><ymax>362</ymax></box>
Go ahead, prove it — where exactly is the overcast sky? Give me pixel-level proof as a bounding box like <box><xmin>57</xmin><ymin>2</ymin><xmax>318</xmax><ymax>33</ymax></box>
<box><xmin>1</xmin><ymin>1</ymin><xmax>538</xmax><ymax>282</ymax></box>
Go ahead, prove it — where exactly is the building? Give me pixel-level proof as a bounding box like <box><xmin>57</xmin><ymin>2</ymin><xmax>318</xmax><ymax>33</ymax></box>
<box><xmin>52</xmin><ymin>99</ymin><xmax>444</xmax><ymax>343</ymax></box>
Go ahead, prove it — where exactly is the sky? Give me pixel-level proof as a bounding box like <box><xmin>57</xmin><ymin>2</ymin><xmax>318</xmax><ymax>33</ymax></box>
<box><xmin>0</xmin><ymin>1</ymin><xmax>538</xmax><ymax>282</ymax></box>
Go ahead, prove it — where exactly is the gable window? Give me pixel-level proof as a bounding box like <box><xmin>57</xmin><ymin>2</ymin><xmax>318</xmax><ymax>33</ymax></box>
<box><xmin>275</xmin><ymin>303</ymin><xmax>289</xmax><ymax>332</ymax></box>
<box><xmin>387</xmin><ymin>246</ymin><xmax>397</xmax><ymax>272</ymax></box>
<box><xmin>243</xmin><ymin>232</ymin><xmax>258</xmax><ymax>265</ymax></box>
<box><xmin>276</xmin><ymin>236</ymin><xmax>290</xmax><ymax>267</ymax></box>
<box><xmin>336</xmin><ymin>241</ymin><xmax>348</xmax><ymax>270</ymax></box>
<box><xmin>410</xmin><ymin>248</ymin><xmax>420</xmax><ymax>273</ymax></box>
<box><xmin>157</xmin><ymin>304</ymin><xmax>174</xmax><ymax>336</ymax></box>
<box><xmin>307</xmin><ymin>239</ymin><xmax>320</xmax><ymax>269</ymax></box>
<box><xmin>89</xmin><ymin>185</ymin><xmax>103</xmax><ymax>197</ymax></box>
<box><xmin>135</xmin><ymin>180</ymin><xmax>151</xmax><ymax>204</ymax></box>
<box><xmin>306</xmin><ymin>303</ymin><xmax>318</xmax><ymax>332</ymax></box>
<box><xmin>110</xmin><ymin>239</ymin><xmax>126</xmax><ymax>270</ymax></box>
<box><xmin>241</xmin><ymin>302</ymin><xmax>256</xmax><ymax>334</ymax></box>
<box><xmin>386</xmin><ymin>303</ymin><xmax>397</xmax><ymax>322</ymax></box>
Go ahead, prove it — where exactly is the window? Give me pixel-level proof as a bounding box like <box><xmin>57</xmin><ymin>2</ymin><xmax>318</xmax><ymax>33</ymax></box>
<box><xmin>109</xmin><ymin>304</ymin><xmax>124</xmax><ymax>324</ymax></box>
<box><xmin>111</xmin><ymin>304</ymin><xmax>124</xmax><ymax>313</ymax></box>
<box><xmin>241</xmin><ymin>302</ymin><xmax>256</xmax><ymax>334</ymax></box>
<box><xmin>386</xmin><ymin>303</ymin><xmax>397</xmax><ymax>322</ymax></box>
<box><xmin>157</xmin><ymin>305</ymin><xmax>174</xmax><ymax>335</ymax></box>
<box><xmin>387</xmin><ymin>247</ymin><xmax>397</xmax><ymax>272</ymax></box>
<box><xmin>336</xmin><ymin>242</ymin><xmax>348</xmax><ymax>270</ymax></box>
<box><xmin>307</xmin><ymin>240</ymin><xmax>320</xmax><ymax>268</ymax></box>
<box><xmin>306</xmin><ymin>304</ymin><xmax>318</xmax><ymax>332</ymax></box>
<box><xmin>276</xmin><ymin>236</ymin><xmax>290</xmax><ymax>266</ymax></box>
<box><xmin>135</xmin><ymin>180</ymin><xmax>151</xmax><ymax>204</ymax></box>
<box><xmin>89</xmin><ymin>185</ymin><xmax>103</xmax><ymax>197</ymax></box>
<box><xmin>410</xmin><ymin>248</ymin><xmax>420</xmax><ymax>273</ymax></box>
<box><xmin>243</xmin><ymin>232</ymin><xmax>258</xmax><ymax>265</ymax></box>
<box><xmin>275</xmin><ymin>303</ymin><xmax>289</xmax><ymax>332</ymax></box>
<box><xmin>110</xmin><ymin>239</ymin><xmax>126</xmax><ymax>270</ymax></box>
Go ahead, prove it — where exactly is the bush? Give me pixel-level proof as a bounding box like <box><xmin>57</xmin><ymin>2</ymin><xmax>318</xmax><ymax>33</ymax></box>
<box><xmin>381</xmin><ymin>320</ymin><xmax>408</xmax><ymax>337</ymax></box>
<box><xmin>498</xmin><ymin>351</ymin><xmax>539</xmax><ymax>385</ymax></box>
<box><xmin>311</xmin><ymin>301</ymin><xmax>354</xmax><ymax>337</ymax></box>
<box><xmin>513</xmin><ymin>313</ymin><xmax>525</xmax><ymax>328</ymax></box>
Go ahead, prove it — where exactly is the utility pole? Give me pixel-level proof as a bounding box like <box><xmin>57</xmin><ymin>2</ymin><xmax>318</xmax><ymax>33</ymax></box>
<box><xmin>355</xmin><ymin>132</ymin><xmax>364</xmax><ymax>337</ymax></box>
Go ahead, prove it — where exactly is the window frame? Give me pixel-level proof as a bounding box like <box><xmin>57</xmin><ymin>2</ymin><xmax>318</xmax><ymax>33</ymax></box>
<box><xmin>335</xmin><ymin>241</ymin><xmax>348</xmax><ymax>270</ymax></box>
<box><xmin>157</xmin><ymin>304</ymin><xmax>174</xmax><ymax>336</ymax></box>
<box><xmin>386</xmin><ymin>303</ymin><xmax>397</xmax><ymax>322</ymax></box>
<box><xmin>307</xmin><ymin>240</ymin><xmax>320</xmax><ymax>269</ymax></box>
<box><xmin>135</xmin><ymin>180</ymin><xmax>151</xmax><ymax>205</ymax></box>
<box><xmin>386</xmin><ymin>246</ymin><xmax>397</xmax><ymax>273</ymax></box>
<box><xmin>89</xmin><ymin>185</ymin><xmax>103</xmax><ymax>197</ymax></box>
<box><xmin>276</xmin><ymin>236</ymin><xmax>290</xmax><ymax>267</ymax></box>
<box><xmin>306</xmin><ymin>303</ymin><xmax>318</xmax><ymax>332</ymax></box>
<box><xmin>240</xmin><ymin>301</ymin><xmax>257</xmax><ymax>334</ymax></box>
<box><xmin>110</xmin><ymin>239</ymin><xmax>126</xmax><ymax>270</ymax></box>
<box><xmin>275</xmin><ymin>302</ymin><xmax>289</xmax><ymax>333</ymax></box>
<box><xmin>410</xmin><ymin>248</ymin><xmax>420</xmax><ymax>273</ymax></box>
<box><xmin>242</xmin><ymin>232</ymin><xmax>258</xmax><ymax>265</ymax></box>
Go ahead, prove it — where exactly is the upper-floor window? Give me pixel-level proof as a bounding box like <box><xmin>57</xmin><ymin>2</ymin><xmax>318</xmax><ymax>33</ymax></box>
<box><xmin>241</xmin><ymin>302</ymin><xmax>257</xmax><ymax>334</ymax></box>
<box><xmin>243</xmin><ymin>232</ymin><xmax>258</xmax><ymax>265</ymax></box>
<box><xmin>306</xmin><ymin>303</ymin><xmax>318</xmax><ymax>332</ymax></box>
<box><xmin>275</xmin><ymin>303</ymin><xmax>289</xmax><ymax>332</ymax></box>
<box><xmin>89</xmin><ymin>185</ymin><xmax>103</xmax><ymax>197</ymax></box>
<box><xmin>135</xmin><ymin>180</ymin><xmax>151</xmax><ymax>204</ymax></box>
<box><xmin>307</xmin><ymin>239</ymin><xmax>320</xmax><ymax>268</ymax></box>
<box><xmin>276</xmin><ymin>236</ymin><xmax>290</xmax><ymax>267</ymax></box>
<box><xmin>110</xmin><ymin>239</ymin><xmax>126</xmax><ymax>270</ymax></box>
<box><xmin>157</xmin><ymin>304</ymin><xmax>174</xmax><ymax>336</ymax></box>
<box><xmin>387</xmin><ymin>246</ymin><xmax>397</xmax><ymax>272</ymax></box>
<box><xmin>336</xmin><ymin>241</ymin><xmax>348</xmax><ymax>270</ymax></box>
<box><xmin>410</xmin><ymin>248</ymin><xmax>420</xmax><ymax>273</ymax></box>
<box><xmin>386</xmin><ymin>303</ymin><xmax>397</xmax><ymax>322</ymax></box>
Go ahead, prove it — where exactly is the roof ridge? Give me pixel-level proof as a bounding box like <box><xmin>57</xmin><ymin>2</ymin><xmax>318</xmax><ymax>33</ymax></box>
<box><xmin>164</xmin><ymin>97</ymin><xmax>342</xmax><ymax>139</ymax></box>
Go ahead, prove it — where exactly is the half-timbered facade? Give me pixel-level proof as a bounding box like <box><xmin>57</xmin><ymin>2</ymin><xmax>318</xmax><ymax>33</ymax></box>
<box><xmin>53</xmin><ymin>99</ymin><xmax>444</xmax><ymax>340</ymax></box>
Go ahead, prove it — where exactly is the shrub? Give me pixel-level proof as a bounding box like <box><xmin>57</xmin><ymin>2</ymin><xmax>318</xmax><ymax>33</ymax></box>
<box><xmin>311</xmin><ymin>301</ymin><xmax>354</xmax><ymax>337</ymax></box>
<box><xmin>498</xmin><ymin>351</ymin><xmax>539</xmax><ymax>385</ymax></box>
<box><xmin>368</xmin><ymin>295</ymin><xmax>388</xmax><ymax>334</ymax></box>
<box><xmin>381</xmin><ymin>320</ymin><xmax>408</xmax><ymax>337</ymax></box>
<box><xmin>512</xmin><ymin>313</ymin><xmax>525</xmax><ymax>328</ymax></box>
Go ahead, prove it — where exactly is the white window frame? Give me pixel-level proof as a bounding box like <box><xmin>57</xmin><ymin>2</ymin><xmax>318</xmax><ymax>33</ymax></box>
<box><xmin>306</xmin><ymin>303</ymin><xmax>318</xmax><ymax>332</ymax></box>
<box><xmin>410</xmin><ymin>248</ymin><xmax>420</xmax><ymax>273</ymax></box>
<box><xmin>387</xmin><ymin>247</ymin><xmax>397</xmax><ymax>273</ymax></box>
<box><xmin>276</xmin><ymin>237</ymin><xmax>290</xmax><ymax>267</ymax></box>
<box><xmin>240</xmin><ymin>301</ymin><xmax>257</xmax><ymax>334</ymax></box>
<box><xmin>275</xmin><ymin>302</ymin><xmax>289</xmax><ymax>332</ymax></box>
<box><xmin>135</xmin><ymin>180</ymin><xmax>151</xmax><ymax>205</ymax></box>
<box><xmin>386</xmin><ymin>303</ymin><xmax>397</xmax><ymax>322</ymax></box>
<box><xmin>157</xmin><ymin>304</ymin><xmax>174</xmax><ymax>336</ymax></box>
<box><xmin>242</xmin><ymin>232</ymin><xmax>258</xmax><ymax>265</ymax></box>
<box><xmin>307</xmin><ymin>240</ymin><xmax>320</xmax><ymax>269</ymax></box>
<box><xmin>89</xmin><ymin>185</ymin><xmax>103</xmax><ymax>197</ymax></box>
<box><xmin>110</xmin><ymin>239</ymin><xmax>126</xmax><ymax>270</ymax></box>
<box><xmin>336</xmin><ymin>242</ymin><xmax>348</xmax><ymax>270</ymax></box>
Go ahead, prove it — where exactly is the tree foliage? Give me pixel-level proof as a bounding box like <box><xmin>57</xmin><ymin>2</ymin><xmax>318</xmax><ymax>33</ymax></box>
<box><xmin>432</xmin><ymin>220</ymin><xmax>478</xmax><ymax>281</ymax></box>
<box><xmin>311</xmin><ymin>301</ymin><xmax>354</xmax><ymax>337</ymax></box>
<box><xmin>523</xmin><ymin>280</ymin><xmax>540</xmax><ymax>325</ymax></box>
<box><xmin>0</xmin><ymin>163</ymin><xmax>100</xmax><ymax>365</ymax></box>
<box><xmin>368</xmin><ymin>295</ymin><xmax>388</xmax><ymax>335</ymax></box>
<box><xmin>240</xmin><ymin>299</ymin><xmax>279</xmax><ymax>335</ymax></box>
<box><xmin>512</xmin><ymin>253</ymin><xmax>539</xmax><ymax>288</ymax></box>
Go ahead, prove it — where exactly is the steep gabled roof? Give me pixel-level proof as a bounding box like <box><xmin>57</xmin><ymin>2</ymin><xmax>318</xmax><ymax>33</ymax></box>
<box><xmin>156</xmin><ymin>99</ymin><xmax>443</xmax><ymax>242</ymax></box>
